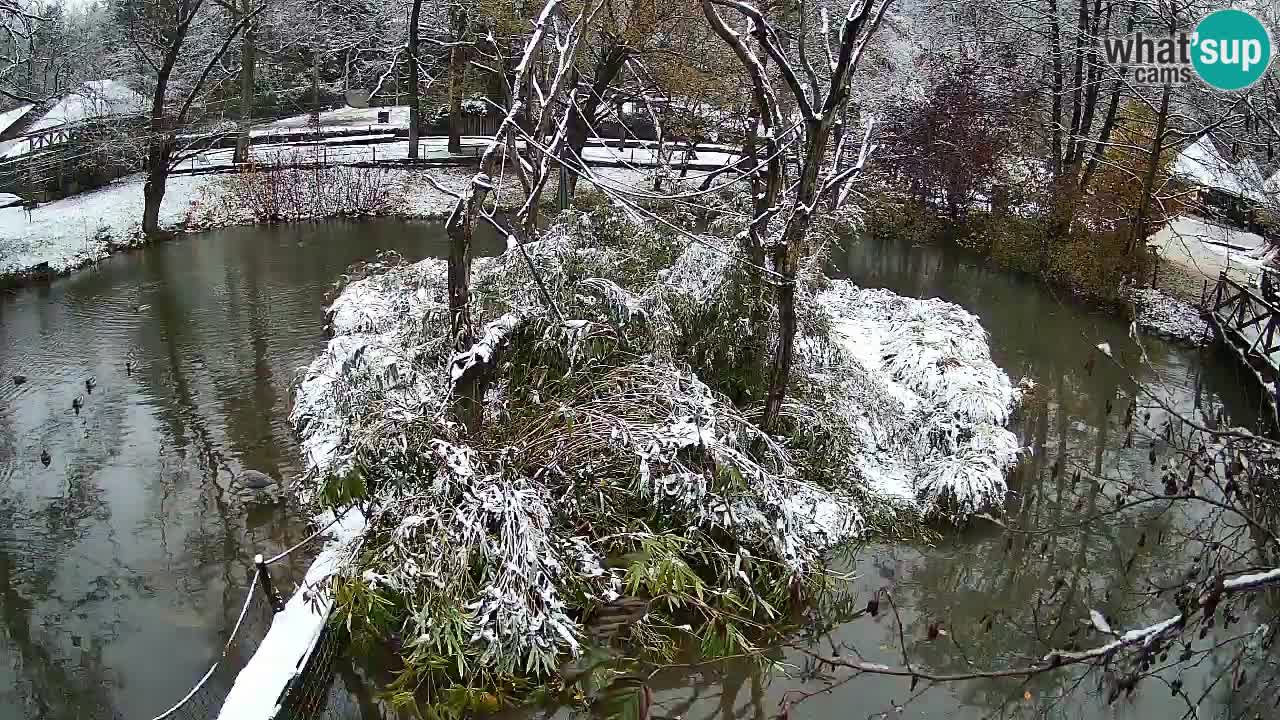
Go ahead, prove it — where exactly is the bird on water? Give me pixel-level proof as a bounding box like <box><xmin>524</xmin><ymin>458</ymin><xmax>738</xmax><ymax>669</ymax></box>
<box><xmin>72</xmin><ymin>397</ymin><xmax>83</xmax><ymax>415</ymax></box>
<box><xmin>40</xmin><ymin>449</ymin><xmax>50</xmax><ymax>467</ymax></box>
<box><xmin>85</xmin><ymin>377</ymin><xmax>96</xmax><ymax>394</ymax></box>
<box><xmin>231</xmin><ymin>468</ymin><xmax>282</xmax><ymax>505</ymax></box>
<box><xmin>12</xmin><ymin>375</ymin><xmax>26</xmax><ymax>386</ymax></box>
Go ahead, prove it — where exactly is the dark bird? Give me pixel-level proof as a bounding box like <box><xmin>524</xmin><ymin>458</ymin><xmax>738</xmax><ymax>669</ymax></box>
<box><xmin>231</xmin><ymin>468</ymin><xmax>282</xmax><ymax>505</ymax></box>
<box><xmin>927</xmin><ymin>622</ymin><xmax>941</xmax><ymax>640</ymax></box>
<box><xmin>40</xmin><ymin>449</ymin><xmax>50</xmax><ymax>467</ymax></box>
<box><xmin>585</xmin><ymin>596</ymin><xmax>651</xmax><ymax>643</ymax></box>
<box><xmin>85</xmin><ymin>377</ymin><xmax>95</xmax><ymax>394</ymax></box>
<box><xmin>125</xmin><ymin>362</ymin><xmax>132</xmax><ymax>377</ymax></box>
<box><xmin>72</xmin><ymin>397</ymin><xmax>82</xmax><ymax>415</ymax></box>
<box><xmin>12</xmin><ymin>375</ymin><xmax>26</xmax><ymax>386</ymax></box>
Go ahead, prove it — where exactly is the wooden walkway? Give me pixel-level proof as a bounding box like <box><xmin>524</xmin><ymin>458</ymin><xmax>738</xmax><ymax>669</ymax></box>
<box><xmin>1207</xmin><ymin>270</ymin><xmax>1280</xmax><ymax>431</ymax></box>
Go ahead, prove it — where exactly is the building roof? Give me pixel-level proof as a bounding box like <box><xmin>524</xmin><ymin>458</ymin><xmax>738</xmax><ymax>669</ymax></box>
<box><xmin>1172</xmin><ymin>134</ymin><xmax>1267</xmax><ymax>203</ymax></box>
<box><xmin>0</xmin><ymin>103</ymin><xmax>35</xmax><ymax>136</ymax></box>
<box><xmin>2</xmin><ymin>80</ymin><xmax>146</xmax><ymax>159</ymax></box>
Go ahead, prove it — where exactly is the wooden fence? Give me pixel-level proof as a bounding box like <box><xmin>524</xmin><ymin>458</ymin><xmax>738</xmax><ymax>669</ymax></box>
<box><xmin>1208</xmin><ymin>271</ymin><xmax>1280</xmax><ymax>431</ymax></box>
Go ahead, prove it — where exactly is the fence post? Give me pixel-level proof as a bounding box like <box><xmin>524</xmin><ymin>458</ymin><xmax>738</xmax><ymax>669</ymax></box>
<box><xmin>255</xmin><ymin>554</ymin><xmax>285</xmax><ymax>613</ymax></box>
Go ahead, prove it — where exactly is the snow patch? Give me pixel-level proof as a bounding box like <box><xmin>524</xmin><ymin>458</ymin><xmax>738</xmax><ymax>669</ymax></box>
<box><xmin>1128</xmin><ymin>287</ymin><xmax>1210</xmax><ymax>345</ymax></box>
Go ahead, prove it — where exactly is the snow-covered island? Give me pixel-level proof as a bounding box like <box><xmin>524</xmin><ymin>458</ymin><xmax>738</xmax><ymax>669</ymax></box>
<box><xmin>285</xmin><ymin>204</ymin><xmax>1022</xmax><ymax>695</ymax></box>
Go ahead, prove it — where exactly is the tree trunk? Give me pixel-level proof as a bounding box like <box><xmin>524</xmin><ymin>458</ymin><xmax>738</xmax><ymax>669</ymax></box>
<box><xmin>562</xmin><ymin>40</ymin><xmax>628</xmax><ymax>197</ymax></box>
<box><xmin>447</xmin><ymin>150</ymin><xmax>502</xmax><ymax>431</ymax></box>
<box><xmin>143</xmin><ymin>53</ymin><xmax>177</xmax><ymax>239</ymax></box>
<box><xmin>233</xmin><ymin>0</ymin><xmax>256</xmax><ymax>164</ymax></box>
<box><xmin>1047</xmin><ymin>0</ymin><xmax>1064</xmax><ymax>179</ymax></box>
<box><xmin>761</xmin><ymin>124</ymin><xmax>833</xmax><ymax>432</ymax></box>
<box><xmin>142</xmin><ymin>136</ymin><xmax>170</xmax><ymax>237</ymax></box>
<box><xmin>447</xmin><ymin>8</ymin><xmax>468</xmax><ymax>155</ymax></box>
<box><xmin>1131</xmin><ymin>84</ymin><xmax>1172</xmax><ymax>252</ymax></box>
<box><xmin>310</xmin><ymin>48</ymin><xmax>320</xmax><ymax>128</ymax></box>
<box><xmin>407</xmin><ymin>0</ymin><xmax>422</xmax><ymax>160</ymax></box>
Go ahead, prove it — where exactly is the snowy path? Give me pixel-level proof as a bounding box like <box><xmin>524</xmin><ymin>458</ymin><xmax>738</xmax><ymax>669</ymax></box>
<box><xmin>171</xmin><ymin>136</ymin><xmax>740</xmax><ymax>173</ymax></box>
<box><xmin>1148</xmin><ymin>215</ymin><xmax>1277</xmax><ymax>289</ymax></box>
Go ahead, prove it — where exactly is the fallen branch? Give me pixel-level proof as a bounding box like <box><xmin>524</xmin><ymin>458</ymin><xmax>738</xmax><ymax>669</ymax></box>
<box><xmin>789</xmin><ymin>567</ymin><xmax>1280</xmax><ymax>690</ymax></box>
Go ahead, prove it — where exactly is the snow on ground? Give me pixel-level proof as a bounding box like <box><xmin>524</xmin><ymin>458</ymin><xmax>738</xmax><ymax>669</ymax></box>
<box><xmin>0</xmin><ymin>167</ymin><xmax>480</xmax><ymax>281</ymax></box>
<box><xmin>0</xmin><ymin>154</ymin><xmax>657</xmax><ymax>283</ymax></box>
<box><xmin>182</xmin><ymin>137</ymin><xmax>495</xmax><ymax>170</ymax></box>
<box><xmin>1148</xmin><ymin>215</ymin><xmax>1277</xmax><ymax>288</ymax></box>
<box><xmin>251</xmin><ymin>105</ymin><xmax>412</xmax><ymax>135</ymax></box>
<box><xmin>215</xmin><ymin>507</ymin><xmax>367</xmax><ymax>720</ymax></box>
<box><xmin>177</xmin><ymin>137</ymin><xmax>740</xmax><ymax>172</ymax></box>
<box><xmin>0</xmin><ymin>193</ymin><xmax>20</xmax><ymax>207</ymax></box>
<box><xmin>1128</xmin><ymin>287</ymin><xmax>1210</xmax><ymax>346</ymax></box>
<box><xmin>0</xmin><ymin>174</ymin><xmax>214</xmax><ymax>276</ymax></box>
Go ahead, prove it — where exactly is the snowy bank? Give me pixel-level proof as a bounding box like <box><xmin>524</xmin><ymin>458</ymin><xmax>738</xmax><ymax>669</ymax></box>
<box><xmin>0</xmin><ymin>169</ymin><xmax>463</xmax><ymax>283</ymax></box>
<box><xmin>0</xmin><ymin>174</ymin><xmax>214</xmax><ymax>281</ymax></box>
<box><xmin>1148</xmin><ymin>215</ymin><xmax>1277</xmax><ymax>286</ymax></box>
<box><xmin>1128</xmin><ymin>287</ymin><xmax>1210</xmax><ymax>346</ymax></box>
<box><xmin>1</xmin><ymin>161</ymin><xmax>653</xmax><ymax>287</ymax></box>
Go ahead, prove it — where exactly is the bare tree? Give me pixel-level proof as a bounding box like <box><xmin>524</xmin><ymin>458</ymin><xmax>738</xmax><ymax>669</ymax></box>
<box><xmin>114</xmin><ymin>0</ymin><xmax>261</xmax><ymax>235</ymax></box>
<box><xmin>701</xmin><ymin>0</ymin><xmax>888</xmax><ymax>433</ymax></box>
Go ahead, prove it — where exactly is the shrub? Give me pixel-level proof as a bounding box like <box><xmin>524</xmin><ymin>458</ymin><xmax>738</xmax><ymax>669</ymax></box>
<box><xmin>209</xmin><ymin>151</ymin><xmax>407</xmax><ymax>223</ymax></box>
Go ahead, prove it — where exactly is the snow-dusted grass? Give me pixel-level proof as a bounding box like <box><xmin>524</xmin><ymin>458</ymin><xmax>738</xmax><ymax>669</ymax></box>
<box><xmin>1</xmin><ymin>151</ymin><xmax>654</xmax><ymax>286</ymax></box>
<box><xmin>251</xmin><ymin>105</ymin><xmax>413</xmax><ymax>134</ymax></box>
<box><xmin>0</xmin><ymin>174</ymin><xmax>214</xmax><ymax>278</ymax></box>
<box><xmin>0</xmin><ymin>166</ymin><xmax>497</xmax><ymax>283</ymax></box>
<box><xmin>817</xmin><ymin>282</ymin><xmax>1022</xmax><ymax>519</ymax></box>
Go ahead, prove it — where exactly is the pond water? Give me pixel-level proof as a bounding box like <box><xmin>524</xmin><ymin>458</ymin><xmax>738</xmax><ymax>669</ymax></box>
<box><xmin>0</xmin><ymin>220</ymin><xmax>502</xmax><ymax>719</ymax></box>
<box><xmin>0</xmin><ymin>220</ymin><xmax>1266</xmax><ymax>720</ymax></box>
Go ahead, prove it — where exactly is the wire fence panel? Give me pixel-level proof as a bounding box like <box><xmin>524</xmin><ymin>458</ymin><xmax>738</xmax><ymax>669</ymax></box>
<box><xmin>141</xmin><ymin>523</ymin><xmax>368</xmax><ymax>720</ymax></box>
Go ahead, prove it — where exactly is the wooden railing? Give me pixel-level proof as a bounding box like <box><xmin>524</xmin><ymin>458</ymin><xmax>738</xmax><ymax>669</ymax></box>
<box><xmin>1208</xmin><ymin>270</ymin><xmax>1280</xmax><ymax>433</ymax></box>
<box><xmin>1211</xmin><ymin>272</ymin><xmax>1280</xmax><ymax>365</ymax></box>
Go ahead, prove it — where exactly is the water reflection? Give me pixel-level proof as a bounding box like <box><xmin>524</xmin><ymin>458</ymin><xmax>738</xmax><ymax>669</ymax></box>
<box><xmin>0</xmin><ymin>219</ymin><xmax>502</xmax><ymax>719</ymax></box>
<box><xmin>16</xmin><ymin>222</ymin><xmax>1254</xmax><ymax>720</ymax></box>
<box><xmin>279</xmin><ymin>232</ymin><xmax>1267</xmax><ymax>720</ymax></box>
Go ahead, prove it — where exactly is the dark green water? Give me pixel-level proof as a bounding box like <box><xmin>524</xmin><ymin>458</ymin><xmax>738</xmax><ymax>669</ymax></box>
<box><xmin>0</xmin><ymin>220</ymin><xmax>502</xmax><ymax>720</ymax></box>
<box><xmin>0</xmin><ymin>222</ymin><xmax>1264</xmax><ymax>720</ymax></box>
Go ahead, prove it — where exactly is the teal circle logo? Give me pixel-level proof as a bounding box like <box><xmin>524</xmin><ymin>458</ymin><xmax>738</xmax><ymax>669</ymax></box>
<box><xmin>1192</xmin><ymin>9</ymin><xmax>1272</xmax><ymax>91</ymax></box>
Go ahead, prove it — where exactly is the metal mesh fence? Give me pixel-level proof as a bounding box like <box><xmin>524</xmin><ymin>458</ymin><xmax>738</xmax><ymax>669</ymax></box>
<box><xmin>147</xmin><ymin>568</ymin><xmax>282</xmax><ymax>720</ymax></box>
<box><xmin>143</xmin><ymin>524</ymin><xmax>367</xmax><ymax>720</ymax></box>
<box><xmin>275</xmin><ymin>625</ymin><xmax>356</xmax><ymax>720</ymax></box>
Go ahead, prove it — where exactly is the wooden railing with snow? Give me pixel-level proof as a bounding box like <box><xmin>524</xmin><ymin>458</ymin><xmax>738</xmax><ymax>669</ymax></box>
<box><xmin>1208</xmin><ymin>271</ymin><xmax>1280</xmax><ymax>432</ymax></box>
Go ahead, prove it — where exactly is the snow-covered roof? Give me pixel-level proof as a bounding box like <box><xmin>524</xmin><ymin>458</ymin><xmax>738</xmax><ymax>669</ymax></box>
<box><xmin>2</xmin><ymin>81</ymin><xmax>145</xmax><ymax>159</ymax></box>
<box><xmin>0</xmin><ymin>104</ymin><xmax>34</xmax><ymax>136</ymax></box>
<box><xmin>1266</xmin><ymin>166</ymin><xmax>1280</xmax><ymax>197</ymax></box>
<box><xmin>29</xmin><ymin>80</ymin><xmax>145</xmax><ymax>132</ymax></box>
<box><xmin>1173</xmin><ymin>135</ymin><xmax>1267</xmax><ymax>202</ymax></box>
